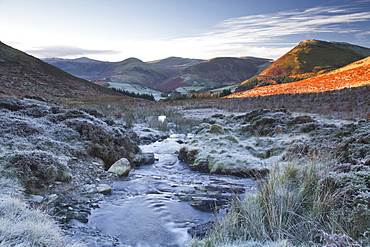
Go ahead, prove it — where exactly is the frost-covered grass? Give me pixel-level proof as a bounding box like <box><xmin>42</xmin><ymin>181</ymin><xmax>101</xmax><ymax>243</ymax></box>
<box><xmin>0</xmin><ymin>196</ymin><xmax>64</xmax><ymax>247</ymax></box>
<box><xmin>179</xmin><ymin>109</ymin><xmax>312</xmax><ymax>177</ymax></box>
<box><xmin>59</xmin><ymin>96</ymin><xmax>202</xmax><ymax>133</ymax></box>
<box><xmin>0</xmin><ymin>95</ymin><xmax>142</xmax><ymax>246</ymax></box>
<box><xmin>189</xmin><ymin>152</ymin><xmax>370</xmax><ymax>247</ymax></box>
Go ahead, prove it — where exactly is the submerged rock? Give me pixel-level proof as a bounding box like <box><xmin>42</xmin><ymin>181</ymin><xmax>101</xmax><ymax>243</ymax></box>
<box><xmin>108</xmin><ymin>158</ymin><xmax>131</xmax><ymax>176</ymax></box>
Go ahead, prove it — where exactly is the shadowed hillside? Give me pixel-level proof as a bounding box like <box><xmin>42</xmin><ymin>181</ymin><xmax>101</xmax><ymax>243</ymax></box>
<box><xmin>0</xmin><ymin>41</ymin><xmax>120</xmax><ymax>98</ymax></box>
<box><xmin>157</xmin><ymin>57</ymin><xmax>272</xmax><ymax>92</ymax></box>
<box><xmin>92</xmin><ymin>57</ymin><xmax>177</xmax><ymax>88</ymax></box>
<box><xmin>43</xmin><ymin>57</ymin><xmax>115</xmax><ymax>81</ymax></box>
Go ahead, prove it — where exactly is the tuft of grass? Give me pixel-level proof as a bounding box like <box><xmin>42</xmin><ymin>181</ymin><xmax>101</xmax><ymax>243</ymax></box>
<box><xmin>0</xmin><ymin>196</ymin><xmax>64</xmax><ymax>247</ymax></box>
<box><xmin>191</xmin><ymin>151</ymin><xmax>369</xmax><ymax>246</ymax></box>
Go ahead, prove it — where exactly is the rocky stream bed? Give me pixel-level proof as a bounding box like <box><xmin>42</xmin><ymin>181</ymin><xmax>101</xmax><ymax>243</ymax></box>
<box><xmin>0</xmin><ymin>96</ymin><xmax>369</xmax><ymax>246</ymax></box>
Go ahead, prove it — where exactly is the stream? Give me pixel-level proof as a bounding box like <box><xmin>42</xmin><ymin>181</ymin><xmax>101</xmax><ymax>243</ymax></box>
<box><xmin>68</xmin><ymin>134</ymin><xmax>259</xmax><ymax>247</ymax></box>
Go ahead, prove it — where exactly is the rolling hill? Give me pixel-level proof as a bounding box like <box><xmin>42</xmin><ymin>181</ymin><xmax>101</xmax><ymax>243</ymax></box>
<box><xmin>43</xmin><ymin>57</ymin><xmax>115</xmax><ymax>81</ymax></box>
<box><xmin>91</xmin><ymin>57</ymin><xmax>179</xmax><ymax>88</ymax></box>
<box><xmin>260</xmin><ymin>39</ymin><xmax>370</xmax><ymax>77</ymax></box>
<box><xmin>0</xmin><ymin>41</ymin><xmax>120</xmax><ymax>98</ymax></box>
<box><xmin>226</xmin><ymin>55</ymin><xmax>370</xmax><ymax>98</ymax></box>
<box><xmin>236</xmin><ymin>39</ymin><xmax>370</xmax><ymax>92</ymax></box>
<box><xmin>156</xmin><ymin>57</ymin><xmax>273</xmax><ymax>92</ymax></box>
<box><xmin>147</xmin><ymin>56</ymin><xmax>204</xmax><ymax>72</ymax></box>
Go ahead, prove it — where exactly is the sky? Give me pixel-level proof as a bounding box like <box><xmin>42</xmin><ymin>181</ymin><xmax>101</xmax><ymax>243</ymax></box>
<box><xmin>1</xmin><ymin>0</ymin><xmax>370</xmax><ymax>62</ymax></box>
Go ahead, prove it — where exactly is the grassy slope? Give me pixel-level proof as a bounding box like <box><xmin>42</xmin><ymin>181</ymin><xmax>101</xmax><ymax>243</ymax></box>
<box><xmin>260</xmin><ymin>40</ymin><xmax>370</xmax><ymax>77</ymax></box>
<box><xmin>236</xmin><ymin>40</ymin><xmax>370</xmax><ymax>93</ymax></box>
<box><xmin>228</xmin><ymin>56</ymin><xmax>370</xmax><ymax>98</ymax></box>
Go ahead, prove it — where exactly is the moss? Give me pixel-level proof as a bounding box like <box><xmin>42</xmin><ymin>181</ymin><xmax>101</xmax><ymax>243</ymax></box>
<box><xmin>225</xmin><ymin>135</ymin><xmax>239</xmax><ymax>143</ymax></box>
<box><xmin>207</xmin><ymin>124</ymin><xmax>225</xmax><ymax>134</ymax></box>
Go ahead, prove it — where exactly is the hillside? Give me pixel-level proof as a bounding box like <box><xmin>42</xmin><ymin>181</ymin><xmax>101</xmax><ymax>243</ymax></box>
<box><xmin>260</xmin><ymin>39</ymin><xmax>370</xmax><ymax>77</ymax></box>
<box><xmin>0</xmin><ymin>41</ymin><xmax>120</xmax><ymax>98</ymax></box>
<box><xmin>147</xmin><ymin>56</ymin><xmax>204</xmax><ymax>71</ymax></box>
<box><xmin>92</xmin><ymin>57</ymin><xmax>177</xmax><ymax>88</ymax></box>
<box><xmin>43</xmin><ymin>57</ymin><xmax>115</xmax><ymax>81</ymax></box>
<box><xmin>236</xmin><ymin>40</ymin><xmax>370</xmax><ymax>92</ymax></box>
<box><xmin>227</xmin><ymin>55</ymin><xmax>370</xmax><ymax>98</ymax></box>
<box><xmin>156</xmin><ymin>57</ymin><xmax>272</xmax><ymax>92</ymax></box>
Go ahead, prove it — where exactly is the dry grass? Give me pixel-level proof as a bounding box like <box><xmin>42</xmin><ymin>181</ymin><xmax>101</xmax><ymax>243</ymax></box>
<box><xmin>190</xmin><ymin>151</ymin><xmax>368</xmax><ymax>247</ymax></box>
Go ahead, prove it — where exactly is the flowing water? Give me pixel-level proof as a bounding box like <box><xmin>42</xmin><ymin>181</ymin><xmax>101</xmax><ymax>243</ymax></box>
<box><xmin>70</xmin><ymin>134</ymin><xmax>259</xmax><ymax>247</ymax></box>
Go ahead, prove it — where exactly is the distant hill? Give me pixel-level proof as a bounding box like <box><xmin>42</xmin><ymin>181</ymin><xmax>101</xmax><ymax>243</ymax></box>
<box><xmin>91</xmin><ymin>57</ymin><xmax>178</xmax><ymax>88</ymax></box>
<box><xmin>226</xmin><ymin>55</ymin><xmax>370</xmax><ymax>98</ymax></box>
<box><xmin>156</xmin><ymin>57</ymin><xmax>273</xmax><ymax>92</ymax></box>
<box><xmin>236</xmin><ymin>40</ymin><xmax>370</xmax><ymax>92</ymax></box>
<box><xmin>260</xmin><ymin>39</ymin><xmax>370</xmax><ymax>77</ymax></box>
<box><xmin>0</xmin><ymin>41</ymin><xmax>120</xmax><ymax>98</ymax></box>
<box><xmin>147</xmin><ymin>56</ymin><xmax>204</xmax><ymax>72</ymax></box>
<box><xmin>43</xmin><ymin>57</ymin><xmax>115</xmax><ymax>81</ymax></box>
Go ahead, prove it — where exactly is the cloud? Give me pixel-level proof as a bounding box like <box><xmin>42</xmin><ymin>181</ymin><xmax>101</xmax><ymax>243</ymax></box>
<box><xmin>206</xmin><ymin>6</ymin><xmax>370</xmax><ymax>42</ymax></box>
<box><xmin>26</xmin><ymin>45</ymin><xmax>121</xmax><ymax>58</ymax></box>
<box><xmin>163</xmin><ymin>4</ymin><xmax>370</xmax><ymax>59</ymax></box>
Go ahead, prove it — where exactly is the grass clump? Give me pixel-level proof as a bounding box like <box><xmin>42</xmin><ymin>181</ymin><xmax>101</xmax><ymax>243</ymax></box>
<box><xmin>0</xmin><ymin>196</ymin><xmax>64</xmax><ymax>247</ymax></box>
<box><xmin>190</xmin><ymin>152</ymin><xmax>369</xmax><ymax>247</ymax></box>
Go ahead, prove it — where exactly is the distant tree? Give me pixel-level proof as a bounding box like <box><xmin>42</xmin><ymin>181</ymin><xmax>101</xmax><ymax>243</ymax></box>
<box><xmin>111</xmin><ymin>88</ymin><xmax>155</xmax><ymax>101</ymax></box>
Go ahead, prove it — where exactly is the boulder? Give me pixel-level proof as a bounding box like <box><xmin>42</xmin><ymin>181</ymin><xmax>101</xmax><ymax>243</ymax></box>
<box><xmin>132</xmin><ymin>153</ymin><xmax>155</xmax><ymax>166</ymax></box>
<box><xmin>108</xmin><ymin>158</ymin><xmax>131</xmax><ymax>176</ymax></box>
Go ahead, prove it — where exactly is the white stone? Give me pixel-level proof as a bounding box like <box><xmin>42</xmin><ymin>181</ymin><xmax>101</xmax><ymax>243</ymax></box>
<box><xmin>158</xmin><ymin>115</ymin><xmax>166</xmax><ymax>122</ymax></box>
<box><xmin>108</xmin><ymin>158</ymin><xmax>131</xmax><ymax>176</ymax></box>
<box><xmin>96</xmin><ymin>184</ymin><xmax>112</xmax><ymax>193</ymax></box>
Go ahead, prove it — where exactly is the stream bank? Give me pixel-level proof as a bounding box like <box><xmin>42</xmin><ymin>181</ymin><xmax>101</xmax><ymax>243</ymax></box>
<box><xmin>65</xmin><ymin>133</ymin><xmax>259</xmax><ymax>246</ymax></box>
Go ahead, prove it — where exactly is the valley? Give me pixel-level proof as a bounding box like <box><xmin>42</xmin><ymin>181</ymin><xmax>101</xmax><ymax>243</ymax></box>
<box><xmin>0</xmin><ymin>39</ymin><xmax>369</xmax><ymax>247</ymax></box>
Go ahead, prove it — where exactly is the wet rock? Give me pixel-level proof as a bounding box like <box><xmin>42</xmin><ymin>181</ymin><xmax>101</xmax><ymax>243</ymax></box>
<box><xmin>188</xmin><ymin>221</ymin><xmax>214</xmax><ymax>239</ymax></box>
<box><xmin>189</xmin><ymin>194</ymin><xmax>233</xmax><ymax>211</ymax></box>
<box><xmin>27</xmin><ymin>195</ymin><xmax>44</xmax><ymax>203</ymax></box>
<box><xmin>108</xmin><ymin>158</ymin><xmax>131</xmax><ymax>176</ymax></box>
<box><xmin>189</xmin><ymin>196</ymin><xmax>218</xmax><ymax>211</ymax></box>
<box><xmin>132</xmin><ymin>152</ymin><xmax>155</xmax><ymax>166</ymax></box>
<box><xmin>96</xmin><ymin>184</ymin><xmax>112</xmax><ymax>194</ymax></box>
<box><xmin>178</xmin><ymin>147</ymin><xmax>199</xmax><ymax>164</ymax></box>
<box><xmin>194</xmin><ymin>184</ymin><xmax>245</xmax><ymax>194</ymax></box>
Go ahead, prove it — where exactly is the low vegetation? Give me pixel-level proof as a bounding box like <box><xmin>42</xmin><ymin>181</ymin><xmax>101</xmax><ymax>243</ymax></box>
<box><xmin>190</xmin><ymin>151</ymin><xmax>370</xmax><ymax>246</ymax></box>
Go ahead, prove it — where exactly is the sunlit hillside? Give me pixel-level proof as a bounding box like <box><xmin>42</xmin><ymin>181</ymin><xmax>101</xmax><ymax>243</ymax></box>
<box><xmin>226</xmin><ymin>56</ymin><xmax>370</xmax><ymax>98</ymax></box>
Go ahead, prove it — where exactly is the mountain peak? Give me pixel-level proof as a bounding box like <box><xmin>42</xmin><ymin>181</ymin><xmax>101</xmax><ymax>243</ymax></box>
<box><xmin>260</xmin><ymin>40</ymin><xmax>370</xmax><ymax>77</ymax></box>
<box><xmin>121</xmin><ymin>57</ymin><xmax>144</xmax><ymax>63</ymax></box>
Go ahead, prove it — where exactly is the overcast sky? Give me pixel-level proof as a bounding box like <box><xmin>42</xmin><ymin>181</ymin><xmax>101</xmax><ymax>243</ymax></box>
<box><xmin>1</xmin><ymin>0</ymin><xmax>369</xmax><ymax>61</ymax></box>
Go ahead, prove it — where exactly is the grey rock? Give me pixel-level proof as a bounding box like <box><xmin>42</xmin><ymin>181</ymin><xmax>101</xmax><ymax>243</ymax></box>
<box><xmin>96</xmin><ymin>184</ymin><xmax>112</xmax><ymax>194</ymax></box>
<box><xmin>133</xmin><ymin>153</ymin><xmax>155</xmax><ymax>166</ymax></box>
<box><xmin>108</xmin><ymin>158</ymin><xmax>131</xmax><ymax>176</ymax></box>
<box><xmin>27</xmin><ymin>195</ymin><xmax>44</xmax><ymax>203</ymax></box>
